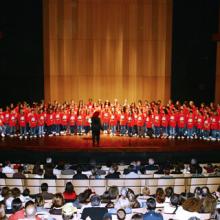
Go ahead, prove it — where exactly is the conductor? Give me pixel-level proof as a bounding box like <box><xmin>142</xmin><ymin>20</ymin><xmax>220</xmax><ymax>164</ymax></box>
<box><xmin>91</xmin><ymin>111</ymin><xmax>102</xmax><ymax>147</ymax></box>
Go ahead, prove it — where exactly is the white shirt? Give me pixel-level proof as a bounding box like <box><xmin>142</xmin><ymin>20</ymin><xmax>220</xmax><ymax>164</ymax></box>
<box><xmin>2</xmin><ymin>166</ymin><xmax>15</xmax><ymax>174</ymax></box>
<box><xmin>124</xmin><ymin>172</ymin><xmax>139</xmax><ymax>178</ymax></box>
<box><xmin>175</xmin><ymin>206</ymin><xmax>201</xmax><ymax>220</ymax></box>
<box><xmin>115</xmin><ymin>197</ymin><xmax>130</xmax><ymax>210</ymax></box>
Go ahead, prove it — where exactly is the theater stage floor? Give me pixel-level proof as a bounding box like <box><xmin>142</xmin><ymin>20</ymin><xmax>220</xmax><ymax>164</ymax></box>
<box><xmin>0</xmin><ymin>135</ymin><xmax>220</xmax><ymax>163</ymax></box>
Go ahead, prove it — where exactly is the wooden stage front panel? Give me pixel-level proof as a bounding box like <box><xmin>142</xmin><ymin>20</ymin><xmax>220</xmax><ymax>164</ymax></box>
<box><xmin>0</xmin><ymin>135</ymin><xmax>220</xmax><ymax>153</ymax></box>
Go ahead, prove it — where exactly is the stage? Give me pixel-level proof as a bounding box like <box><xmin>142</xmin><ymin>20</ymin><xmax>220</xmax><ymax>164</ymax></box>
<box><xmin>1</xmin><ymin>135</ymin><xmax>220</xmax><ymax>164</ymax></box>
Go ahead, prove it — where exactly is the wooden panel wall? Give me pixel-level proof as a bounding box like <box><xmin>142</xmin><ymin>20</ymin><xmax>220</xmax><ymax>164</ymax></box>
<box><xmin>43</xmin><ymin>0</ymin><xmax>172</xmax><ymax>103</ymax></box>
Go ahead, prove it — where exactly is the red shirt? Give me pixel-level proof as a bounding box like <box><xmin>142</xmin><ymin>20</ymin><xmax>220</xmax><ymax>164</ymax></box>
<box><xmin>69</xmin><ymin>114</ymin><xmax>76</xmax><ymax>126</ymax></box>
<box><xmin>4</xmin><ymin>112</ymin><xmax>10</xmax><ymax>124</ymax></box>
<box><xmin>8</xmin><ymin>209</ymin><xmax>25</xmax><ymax>220</ymax></box>
<box><xmin>169</xmin><ymin>114</ymin><xmax>176</xmax><ymax>128</ymax></box>
<box><xmin>38</xmin><ymin>113</ymin><xmax>45</xmax><ymax>126</ymax></box>
<box><xmin>119</xmin><ymin>113</ymin><xmax>127</xmax><ymax>126</ymax></box>
<box><xmin>203</xmin><ymin>118</ymin><xmax>210</xmax><ymax>130</ymax></box>
<box><xmin>109</xmin><ymin>113</ymin><xmax>117</xmax><ymax>126</ymax></box>
<box><xmin>177</xmin><ymin>113</ymin><xmax>186</xmax><ymax>128</ymax></box>
<box><xmin>102</xmin><ymin>112</ymin><xmax>110</xmax><ymax>124</ymax></box>
<box><xmin>46</xmin><ymin>113</ymin><xmax>54</xmax><ymax>126</ymax></box>
<box><xmin>9</xmin><ymin>113</ymin><xmax>17</xmax><ymax>127</ymax></box>
<box><xmin>137</xmin><ymin>114</ymin><xmax>144</xmax><ymax>127</ymax></box>
<box><xmin>76</xmin><ymin>114</ymin><xmax>84</xmax><ymax>126</ymax></box>
<box><xmin>61</xmin><ymin>113</ymin><xmax>69</xmax><ymax>126</ymax></box>
<box><xmin>161</xmin><ymin>114</ymin><xmax>169</xmax><ymax>127</ymax></box>
<box><xmin>84</xmin><ymin>115</ymin><xmax>91</xmax><ymax>126</ymax></box>
<box><xmin>127</xmin><ymin>115</ymin><xmax>134</xmax><ymax>127</ymax></box>
<box><xmin>29</xmin><ymin>113</ymin><xmax>38</xmax><ymax>127</ymax></box>
<box><xmin>145</xmin><ymin>115</ymin><xmax>153</xmax><ymax>128</ymax></box>
<box><xmin>54</xmin><ymin>112</ymin><xmax>61</xmax><ymax>124</ymax></box>
<box><xmin>18</xmin><ymin>114</ymin><xmax>27</xmax><ymax>127</ymax></box>
<box><xmin>153</xmin><ymin>113</ymin><xmax>161</xmax><ymax>127</ymax></box>
<box><xmin>210</xmin><ymin>116</ymin><xmax>218</xmax><ymax>130</ymax></box>
<box><xmin>63</xmin><ymin>191</ymin><xmax>77</xmax><ymax>201</ymax></box>
<box><xmin>196</xmin><ymin>115</ymin><xmax>204</xmax><ymax>129</ymax></box>
<box><xmin>186</xmin><ymin>115</ymin><xmax>194</xmax><ymax>129</ymax></box>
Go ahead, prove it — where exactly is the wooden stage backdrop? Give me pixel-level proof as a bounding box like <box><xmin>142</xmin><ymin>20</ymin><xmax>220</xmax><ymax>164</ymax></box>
<box><xmin>43</xmin><ymin>0</ymin><xmax>172</xmax><ymax>103</ymax></box>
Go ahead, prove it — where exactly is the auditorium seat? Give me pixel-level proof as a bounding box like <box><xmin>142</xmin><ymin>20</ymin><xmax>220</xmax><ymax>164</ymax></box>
<box><xmin>56</xmin><ymin>179</ymin><xmax>65</xmax><ymax>194</ymax></box>
<box><xmin>157</xmin><ymin>178</ymin><xmax>175</xmax><ymax>189</ymax></box>
<box><xmin>146</xmin><ymin>179</ymin><xmax>158</xmax><ymax>194</ymax></box>
<box><xmin>0</xmin><ymin>178</ymin><xmax>6</xmax><ymax>187</ymax></box>
<box><xmin>174</xmin><ymin>178</ymin><xmax>185</xmax><ymax>194</ymax></box>
<box><xmin>107</xmin><ymin>179</ymin><xmax>124</xmax><ymax>193</ymax></box>
<box><xmin>124</xmin><ymin>179</ymin><xmax>141</xmax><ymax>194</ymax></box>
<box><xmin>5</xmin><ymin>178</ymin><xmax>24</xmax><ymax>191</ymax></box>
<box><xmin>58</xmin><ymin>174</ymin><xmax>73</xmax><ymax>179</ymax></box>
<box><xmin>206</xmin><ymin>177</ymin><xmax>220</xmax><ymax>192</ymax></box>
<box><xmin>26</xmin><ymin>179</ymin><xmax>41</xmax><ymax>194</ymax></box>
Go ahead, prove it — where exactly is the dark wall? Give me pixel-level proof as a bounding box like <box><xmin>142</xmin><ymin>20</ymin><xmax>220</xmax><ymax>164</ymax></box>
<box><xmin>0</xmin><ymin>0</ymin><xmax>43</xmax><ymax>107</ymax></box>
<box><xmin>171</xmin><ymin>0</ymin><xmax>219</xmax><ymax>105</ymax></box>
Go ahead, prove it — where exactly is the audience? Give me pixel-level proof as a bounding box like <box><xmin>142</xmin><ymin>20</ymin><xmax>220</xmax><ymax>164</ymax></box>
<box><xmin>0</xmin><ymin>157</ymin><xmax>220</xmax><ymax>220</ymax></box>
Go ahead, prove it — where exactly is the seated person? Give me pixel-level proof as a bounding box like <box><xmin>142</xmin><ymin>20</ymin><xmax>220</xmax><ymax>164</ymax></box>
<box><xmin>24</xmin><ymin>200</ymin><xmax>41</xmax><ymax>220</ymax></box>
<box><xmin>8</xmin><ymin>198</ymin><xmax>24</xmax><ymax>220</ymax></box>
<box><xmin>36</xmin><ymin>183</ymin><xmax>54</xmax><ymax>200</ymax></box>
<box><xmin>72</xmin><ymin>166</ymin><xmax>88</xmax><ymax>179</ymax></box>
<box><xmin>63</xmin><ymin>182</ymin><xmax>77</xmax><ymax>202</ymax></box>
<box><xmin>81</xmin><ymin>195</ymin><xmax>108</xmax><ymax>220</ymax></box>
<box><xmin>49</xmin><ymin>193</ymin><xmax>65</xmax><ymax>215</ymax></box>
<box><xmin>143</xmin><ymin>198</ymin><xmax>163</xmax><ymax>220</ymax></box>
<box><xmin>62</xmin><ymin>203</ymin><xmax>78</xmax><ymax>220</ymax></box>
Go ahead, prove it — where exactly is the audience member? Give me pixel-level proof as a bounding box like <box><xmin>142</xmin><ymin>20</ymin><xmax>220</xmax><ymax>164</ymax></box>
<box><xmin>36</xmin><ymin>183</ymin><xmax>54</xmax><ymax>200</ymax></box>
<box><xmin>72</xmin><ymin>166</ymin><xmax>88</xmax><ymax>179</ymax></box>
<box><xmin>81</xmin><ymin>195</ymin><xmax>108</xmax><ymax>220</ymax></box>
<box><xmin>13</xmin><ymin>166</ymin><xmax>26</xmax><ymax>179</ymax></box>
<box><xmin>62</xmin><ymin>203</ymin><xmax>78</xmax><ymax>220</ymax></box>
<box><xmin>49</xmin><ymin>193</ymin><xmax>65</xmax><ymax>215</ymax></box>
<box><xmin>8</xmin><ymin>198</ymin><xmax>24</xmax><ymax>220</ymax></box>
<box><xmin>143</xmin><ymin>198</ymin><xmax>163</xmax><ymax>220</ymax></box>
<box><xmin>24</xmin><ymin>200</ymin><xmax>41</xmax><ymax>220</ymax></box>
<box><xmin>175</xmin><ymin>197</ymin><xmax>201</xmax><ymax>220</ymax></box>
<box><xmin>63</xmin><ymin>182</ymin><xmax>77</xmax><ymax>202</ymax></box>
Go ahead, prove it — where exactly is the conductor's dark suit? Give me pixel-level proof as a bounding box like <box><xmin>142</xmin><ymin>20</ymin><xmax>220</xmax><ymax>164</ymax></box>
<box><xmin>91</xmin><ymin>116</ymin><xmax>102</xmax><ymax>146</ymax></box>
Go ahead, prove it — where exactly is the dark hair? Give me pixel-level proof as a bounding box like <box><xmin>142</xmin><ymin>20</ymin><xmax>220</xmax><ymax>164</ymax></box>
<box><xmin>201</xmin><ymin>186</ymin><xmax>210</xmax><ymax>197</ymax></box>
<box><xmin>12</xmin><ymin>198</ymin><xmax>22</xmax><ymax>213</ymax></box>
<box><xmin>65</xmin><ymin>182</ymin><xmax>74</xmax><ymax>194</ymax></box>
<box><xmin>51</xmin><ymin>193</ymin><xmax>64</xmax><ymax>208</ymax></box>
<box><xmin>90</xmin><ymin>195</ymin><xmax>101</xmax><ymax>206</ymax></box>
<box><xmin>25</xmin><ymin>200</ymin><xmax>35</xmax><ymax>208</ymax></box>
<box><xmin>131</xmin><ymin>213</ymin><xmax>143</xmax><ymax>220</ymax></box>
<box><xmin>35</xmin><ymin>195</ymin><xmax>45</xmax><ymax>207</ymax></box>
<box><xmin>170</xmin><ymin>194</ymin><xmax>180</xmax><ymax>207</ymax></box>
<box><xmin>12</xmin><ymin>187</ymin><xmax>21</xmax><ymax>198</ymax></box>
<box><xmin>23</xmin><ymin>188</ymin><xmax>30</xmax><ymax>197</ymax></box>
<box><xmin>146</xmin><ymin>198</ymin><xmax>156</xmax><ymax>211</ymax></box>
<box><xmin>117</xmin><ymin>209</ymin><xmax>126</xmax><ymax>220</ymax></box>
<box><xmin>41</xmin><ymin>183</ymin><xmax>49</xmax><ymax>192</ymax></box>
<box><xmin>78</xmin><ymin>189</ymin><xmax>92</xmax><ymax>203</ymax></box>
<box><xmin>155</xmin><ymin>188</ymin><xmax>165</xmax><ymax>204</ymax></box>
<box><xmin>165</xmin><ymin>187</ymin><xmax>174</xmax><ymax>198</ymax></box>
